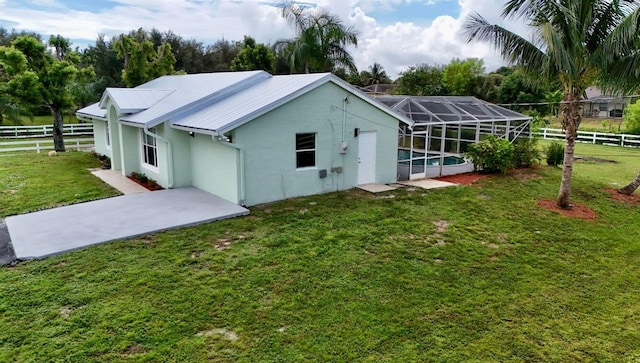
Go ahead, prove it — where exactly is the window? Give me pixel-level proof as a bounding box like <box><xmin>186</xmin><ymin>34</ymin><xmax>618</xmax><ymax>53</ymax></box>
<box><xmin>142</xmin><ymin>128</ymin><xmax>158</xmax><ymax>168</ymax></box>
<box><xmin>105</xmin><ymin>122</ymin><xmax>110</xmax><ymax>148</ymax></box>
<box><xmin>296</xmin><ymin>133</ymin><xmax>316</xmax><ymax>168</ymax></box>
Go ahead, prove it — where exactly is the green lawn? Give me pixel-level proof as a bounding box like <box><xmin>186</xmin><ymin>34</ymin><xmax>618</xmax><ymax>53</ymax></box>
<box><xmin>0</xmin><ymin>152</ymin><xmax>118</xmax><ymax>218</ymax></box>
<box><xmin>1</xmin><ymin>146</ymin><xmax>640</xmax><ymax>361</ymax></box>
<box><xmin>13</xmin><ymin>115</ymin><xmax>81</xmax><ymax>126</ymax></box>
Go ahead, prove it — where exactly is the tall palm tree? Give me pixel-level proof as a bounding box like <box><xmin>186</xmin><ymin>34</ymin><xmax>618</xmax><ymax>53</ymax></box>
<box><xmin>280</xmin><ymin>4</ymin><xmax>358</xmax><ymax>73</ymax></box>
<box><xmin>464</xmin><ymin>0</ymin><xmax>640</xmax><ymax>208</ymax></box>
<box><xmin>365</xmin><ymin>62</ymin><xmax>391</xmax><ymax>85</ymax></box>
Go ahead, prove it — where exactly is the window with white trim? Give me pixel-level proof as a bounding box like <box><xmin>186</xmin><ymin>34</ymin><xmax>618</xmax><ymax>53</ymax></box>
<box><xmin>142</xmin><ymin>128</ymin><xmax>158</xmax><ymax>168</ymax></box>
<box><xmin>296</xmin><ymin>133</ymin><xmax>316</xmax><ymax>168</ymax></box>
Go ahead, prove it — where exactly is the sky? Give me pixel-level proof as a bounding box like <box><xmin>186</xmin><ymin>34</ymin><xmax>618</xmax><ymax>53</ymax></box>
<box><xmin>0</xmin><ymin>0</ymin><xmax>529</xmax><ymax>79</ymax></box>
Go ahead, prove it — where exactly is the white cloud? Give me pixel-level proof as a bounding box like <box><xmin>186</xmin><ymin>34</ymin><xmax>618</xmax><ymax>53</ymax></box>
<box><xmin>0</xmin><ymin>0</ymin><xmax>534</xmax><ymax>78</ymax></box>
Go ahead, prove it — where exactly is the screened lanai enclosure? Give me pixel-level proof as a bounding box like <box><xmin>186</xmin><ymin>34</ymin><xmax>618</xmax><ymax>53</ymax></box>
<box><xmin>374</xmin><ymin>96</ymin><xmax>532</xmax><ymax>180</ymax></box>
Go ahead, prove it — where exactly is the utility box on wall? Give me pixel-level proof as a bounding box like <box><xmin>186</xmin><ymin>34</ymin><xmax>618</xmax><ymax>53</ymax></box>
<box><xmin>339</xmin><ymin>141</ymin><xmax>348</xmax><ymax>154</ymax></box>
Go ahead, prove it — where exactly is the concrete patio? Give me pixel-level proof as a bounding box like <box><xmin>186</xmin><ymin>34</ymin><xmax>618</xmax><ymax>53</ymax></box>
<box><xmin>5</xmin><ymin>187</ymin><xmax>249</xmax><ymax>260</ymax></box>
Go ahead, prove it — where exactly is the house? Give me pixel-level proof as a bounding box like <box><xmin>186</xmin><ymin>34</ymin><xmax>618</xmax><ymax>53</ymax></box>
<box><xmin>76</xmin><ymin>71</ymin><xmax>414</xmax><ymax>206</ymax></box>
<box><xmin>582</xmin><ymin>86</ymin><xmax>630</xmax><ymax>118</ymax></box>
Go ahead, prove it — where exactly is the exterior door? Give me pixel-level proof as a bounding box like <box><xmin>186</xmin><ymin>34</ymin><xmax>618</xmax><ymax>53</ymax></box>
<box><xmin>357</xmin><ymin>131</ymin><xmax>377</xmax><ymax>184</ymax></box>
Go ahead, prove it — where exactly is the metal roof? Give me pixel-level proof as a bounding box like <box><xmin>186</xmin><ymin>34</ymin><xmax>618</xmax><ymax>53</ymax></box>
<box><xmin>119</xmin><ymin>71</ymin><xmax>268</xmax><ymax>126</ymax></box>
<box><xmin>76</xmin><ymin>103</ymin><xmax>106</xmax><ymax>119</ymax></box>
<box><xmin>99</xmin><ymin>89</ymin><xmax>174</xmax><ymax>114</ymax></box>
<box><xmin>172</xmin><ymin>73</ymin><xmax>413</xmax><ymax>134</ymax></box>
<box><xmin>80</xmin><ymin>71</ymin><xmax>413</xmax><ymax>134</ymax></box>
<box><xmin>374</xmin><ymin>95</ymin><xmax>530</xmax><ymax>124</ymax></box>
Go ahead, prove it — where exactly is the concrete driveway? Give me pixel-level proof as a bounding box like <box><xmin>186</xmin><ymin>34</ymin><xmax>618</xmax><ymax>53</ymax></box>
<box><xmin>4</xmin><ymin>187</ymin><xmax>249</xmax><ymax>260</ymax></box>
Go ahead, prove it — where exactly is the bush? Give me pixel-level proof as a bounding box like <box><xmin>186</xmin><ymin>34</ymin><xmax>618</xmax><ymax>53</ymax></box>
<box><xmin>465</xmin><ymin>136</ymin><xmax>514</xmax><ymax>174</ymax></box>
<box><xmin>511</xmin><ymin>137</ymin><xmax>541</xmax><ymax>168</ymax></box>
<box><xmin>545</xmin><ymin>142</ymin><xmax>564</xmax><ymax>166</ymax></box>
<box><xmin>623</xmin><ymin>102</ymin><xmax>640</xmax><ymax>135</ymax></box>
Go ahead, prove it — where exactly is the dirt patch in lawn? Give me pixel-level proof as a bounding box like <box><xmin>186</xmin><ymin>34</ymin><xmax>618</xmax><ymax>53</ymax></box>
<box><xmin>537</xmin><ymin>199</ymin><xmax>596</xmax><ymax>220</ymax></box>
<box><xmin>606</xmin><ymin>188</ymin><xmax>640</xmax><ymax>205</ymax></box>
<box><xmin>575</xmin><ymin>156</ymin><xmax>618</xmax><ymax>163</ymax></box>
<box><xmin>511</xmin><ymin>169</ymin><xmax>542</xmax><ymax>181</ymax></box>
<box><xmin>434</xmin><ymin>172</ymin><xmax>490</xmax><ymax>186</ymax></box>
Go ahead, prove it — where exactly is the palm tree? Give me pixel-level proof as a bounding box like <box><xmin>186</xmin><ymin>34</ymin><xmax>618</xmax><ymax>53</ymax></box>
<box><xmin>365</xmin><ymin>62</ymin><xmax>391</xmax><ymax>85</ymax></box>
<box><xmin>619</xmin><ymin>170</ymin><xmax>640</xmax><ymax>195</ymax></box>
<box><xmin>464</xmin><ymin>0</ymin><xmax>640</xmax><ymax>208</ymax></box>
<box><xmin>280</xmin><ymin>4</ymin><xmax>358</xmax><ymax>73</ymax></box>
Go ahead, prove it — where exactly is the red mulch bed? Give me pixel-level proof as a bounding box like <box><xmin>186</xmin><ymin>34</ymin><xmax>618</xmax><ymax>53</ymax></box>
<box><xmin>127</xmin><ymin>176</ymin><xmax>164</xmax><ymax>191</ymax></box>
<box><xmin>434</xmin><ymin>172</ymin><xmax>490</xmax><ymax>186</ymax></box>
<box><xmin>605</xmin><ymin>188</ymin><xmax>640</xmax><ymax>205</ymax></box>
<box><xmin>537</xmin><ymin>199</ymin><xmax>596</xmax><ymax>220</ymax></box>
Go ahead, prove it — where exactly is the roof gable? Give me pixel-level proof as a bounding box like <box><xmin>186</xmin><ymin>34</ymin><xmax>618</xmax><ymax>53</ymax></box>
<box><xmin>99</xmin><ymin>89</ymin><xmax>174</xmax><ymax>114</ymax></box>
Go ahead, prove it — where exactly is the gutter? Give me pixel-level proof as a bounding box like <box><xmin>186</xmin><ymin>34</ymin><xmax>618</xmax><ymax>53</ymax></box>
<box><xmin>212</xmin><ymin>133</ymin><xmax>246</xmax><ymax>206</ymax></box>
<box><xmin>144</xmin><ymin>125</ymin><xmax>174</xmax><ymax>188</ymax></box>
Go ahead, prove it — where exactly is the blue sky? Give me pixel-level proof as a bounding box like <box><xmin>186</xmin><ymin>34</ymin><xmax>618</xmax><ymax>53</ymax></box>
<box><xmin>0</xmin><ymin>0</ymin><xmax>508</xmax><ymax>78</ymax></box>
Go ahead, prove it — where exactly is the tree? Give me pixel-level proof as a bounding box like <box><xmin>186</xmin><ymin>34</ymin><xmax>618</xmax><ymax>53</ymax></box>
<box><xmin>113</xmin><ymin>34</ymin><xmax>176</xmax><ymax>87</ymax></box>
<box><xmin>442</xmin><ymin>58</ymin><xmax>485</xmax><ymax>95</ymax></box>
<box><xmin>280</xmin><ymin>3</ymin><xmax>358</xmax><ymax>73</ymax></box>
<box><xmin>618</xmin><ymin>170</ymin><xmax>640</xmax><ymax>195</ymax></box>
<box><xmin>465</xmin><ymin>0</ymin><xmax>640</xmax><ymax>208</ymax></box>
<box><xmin>394</xmin><ymin>64</ymin><xmax>448</xmax><ymax>96</ymax></box>
<box><xmin>474</xmin><ymin>73</ymin><xmax>503</xmax><ymax>103</ymax></box>
<box><xmin>361</xmin><ymin>62</ymin><xmax>391</xmax><ymax>86</ymax></box>
<box><xmin>230</xmin><ymin>36</ymin><xmax>275</xmax><ymax>72</ymax></box>
<box><xmin>1</xmin><ymin>35</ymin><xmax>79</xmax><ymax>151</ymax></box>
<box><xmin>0</xmin><ymin>46</ymin><xmax>29</xmax><ymax>125</ymax></box>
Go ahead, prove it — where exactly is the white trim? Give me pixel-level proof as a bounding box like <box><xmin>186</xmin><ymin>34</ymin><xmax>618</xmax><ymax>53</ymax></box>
<box><xmin>140</xmin><ymin>128</ymin><xmax>159</xmax><ymax>172</ymax></box>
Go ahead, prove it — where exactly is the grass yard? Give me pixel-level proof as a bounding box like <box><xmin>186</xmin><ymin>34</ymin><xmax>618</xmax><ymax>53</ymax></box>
<box><xmin>1</xmin><ymin>145</ymin><xmax>639</xmax><ymax>361</ymax></box>
<box><xmin>0</xmin><ymin>152</ymin><xmax>119</xmax><ymax>218</ymax></box>
<box><xmin>13</xmin><ymin>115</ymin><xmax>81</xmax><ymax>126</ymax></box>
<box><xmin>547</xmin><ymin>116</ymin><xmax>625</xmax><ymax>133</ymax></box>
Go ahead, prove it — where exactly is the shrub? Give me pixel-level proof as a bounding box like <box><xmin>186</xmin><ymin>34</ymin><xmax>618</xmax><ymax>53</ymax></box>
<box><xmin>545</xmin><ymin>142</ymin><xmax>564</xmax><ymax>166</ymax></box>
<box><xmin>511</xmin><ymin>137</ymin><xmax>541</xmax><ymax>168</ymax></box>
<box><xmin>623</xmin><ymin>102</ymin><xmax>640</xmax><ymax>135</ymax></box>
<box><xmin>465</xmin><ymin>135</ymin><xmax>514</xmax><ymax>174</ymax></box>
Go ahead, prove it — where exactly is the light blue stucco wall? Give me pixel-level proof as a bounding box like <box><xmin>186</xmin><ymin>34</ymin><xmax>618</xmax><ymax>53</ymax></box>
<box><xmin>92</xmin><ymin>120</ymin><xmax>109</xmax><ymax>156</ymax></box>
<box><xmin>190</xmin><ymin>133</ymin><xmax>239</xmax><ymax>203</ymax></box>
<box><xmin>234</xmin><ymin>82</ymin><xmax>400</xmax><ymax>206</ymax></box>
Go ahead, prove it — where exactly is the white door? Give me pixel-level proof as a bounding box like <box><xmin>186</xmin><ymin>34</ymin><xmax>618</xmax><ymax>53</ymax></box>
<box><xmin>357</xmin><ymin>131</ymin><xmax>377</xmax><ymax>185</ymax></box>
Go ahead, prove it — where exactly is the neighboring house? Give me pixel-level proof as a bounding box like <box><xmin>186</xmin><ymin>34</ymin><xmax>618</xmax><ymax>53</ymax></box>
<box><xmin>77</xmin><ymin>71</ymin><xmax>413</xmax><ymax>206</ymax></box>
<box><xmin>582</xmin><ymin>86</ymin><xmax>629</xmax><ymax>118</ymax></box>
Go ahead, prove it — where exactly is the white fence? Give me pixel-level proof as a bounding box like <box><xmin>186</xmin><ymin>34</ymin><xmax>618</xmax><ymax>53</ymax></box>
<box><xmin>536</xmin><ymin>128</ymin><xmax>640</xmax><ymax>148</ymax></box>
<box><xmin>0</xmin><ymin>123</ymin><xmax>93</xmax><ymax>139</ymax></box>
<box><xmin>0</xmin><ymin>138</ymin><xmax>94</xmax><ymax>153</ymax></box>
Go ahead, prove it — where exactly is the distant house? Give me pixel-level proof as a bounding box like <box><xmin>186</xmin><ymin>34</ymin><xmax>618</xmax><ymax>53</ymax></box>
<box><xmin>360</xmin><ymin>83</ymin><xmax>397</xmax><ymax>95</ymax></box>
<box><xmin>582</xmin><ymin>86</ymin><xmax>630</xmax><ymax>118</ymax></box>
<box><xmin>76</xmin><ymin>71</ymin><xmax>413</xmax><ymax>206</ymax></box>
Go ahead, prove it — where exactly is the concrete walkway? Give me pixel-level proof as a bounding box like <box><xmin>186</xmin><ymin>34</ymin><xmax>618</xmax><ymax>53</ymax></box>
<box><xmin>90</xmin><ymin>169</ymin><xmax>149</xmax><ymax>195</ymax></box>
<box><xmin>399</xmin><ymin>179</ymin><xmax>457</xmax><ymax>190</ymax></box>
<box><xmin>5</xmin><ymin>188</ymin><xmax>249</xmax><ymax>260</ymax></box>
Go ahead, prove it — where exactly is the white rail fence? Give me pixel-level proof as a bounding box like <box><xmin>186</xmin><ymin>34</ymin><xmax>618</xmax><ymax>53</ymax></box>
<box><xmin>535</xmin><ymin>128</ymin><xmax>640</xmax><ymax>148</ymax></box>
<box><xmin>0</xmin><ymin>123</ymin><xmax>93</xmax><ymax>139</ymax></box>
<box><xmin>0</xmin><ymin>138</ymin><xmax>95</xmax><ymax>153</ymax></box>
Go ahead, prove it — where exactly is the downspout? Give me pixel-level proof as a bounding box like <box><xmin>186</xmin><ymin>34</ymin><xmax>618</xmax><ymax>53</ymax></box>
<box><xmin>212</xmin><ymin>134</ymin><xmax>246</xmax><ymax>206</ymax></box>
<box><xmin>144</xmin><ymin>125</ymin><xmax>174</xmax><ymax>188</ymax></box>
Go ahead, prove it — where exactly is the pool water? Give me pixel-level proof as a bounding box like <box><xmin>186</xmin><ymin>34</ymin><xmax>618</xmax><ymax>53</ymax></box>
<box><xmin>398</xmin><ymin>149</ymin><xmax>466</xmax><ymax>166</ymax></box>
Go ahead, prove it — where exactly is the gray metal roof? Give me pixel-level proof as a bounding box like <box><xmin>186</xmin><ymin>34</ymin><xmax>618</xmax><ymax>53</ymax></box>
<box><xmin>76</xmin><ymin>103</ymin><xmax>106</xmax><ymax>119</ymax></box>
<box><xmin>80</xmin><ymin>71</ymin><xmax>413</xmax><ymax>134</ymax></box>
<box><xmin>374</xmin><ymin>95</ymin><xmax>530</xmax><ymax>124</ymax></box>
<box><xmin>119</xmin><ymin>71</ymin><xmax>268</xmax><ymax>126</ymax></box>
<box><xmin>99</xmin><ymin>89</ymin><xmax>174</xmax><ymax>114</ymax></box>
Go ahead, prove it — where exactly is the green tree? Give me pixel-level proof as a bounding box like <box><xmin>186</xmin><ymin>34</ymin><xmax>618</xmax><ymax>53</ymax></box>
<box><xmin>394</xmin><ymin>64</ymin><xmax>448</xmax><ymax>96</ymax></box>
<box><xmin>113</xmin><ymin>34</ymin><xmax>176</xmax><ymax>87</ymax></box>
<box><xmin>230</xmin><ymin>36</ymin><xmax>275</xmax><ymax>72</ymax></box>
<box><xmin>465</xmin><ymin>0</ymin><xmax>640</xmax><ymax>208</ymax></box>
<box><xmin>474</xmin><ymin>73</ymin><xmax>503</xmax><ymax>103</ymax></box>
<box><xmin>442</xmin><ymin>58</ymin><xmax>485</xmax><ymax>95</ymax></box>
<box><xmin>0</xmin><ymin>35</ymin><xmax>79</xmax><ymax>151</ymax></box>
<box><xmin>0</xmin><ymin>46</ymin><xmax>29</xmax><ymax>125</ymax></box>
<box><xmin>280</xmin><ymin>3</ymin><xmax>358</xmax><ymax>73</ymax></box>
<box><xmin>361</xmin><ymin>62</ymin><xmax>391</xmax><ymax>86</ymax></box>
<box><xmin>622</xmin><ymin>101</ymin><xmax>640</xmax><ymax>134</ymax></box>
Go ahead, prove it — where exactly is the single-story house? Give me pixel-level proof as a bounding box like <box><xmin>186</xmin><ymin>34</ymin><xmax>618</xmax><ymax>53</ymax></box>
<box><xmin>77</xmin><ymin>71</ymin><xmax>414</xmax><ymax>206</ymax></box>
<box><xmin>582</xmin><ymin>86</ymin><xmax>631</xmax><ymax>118</ymax></box>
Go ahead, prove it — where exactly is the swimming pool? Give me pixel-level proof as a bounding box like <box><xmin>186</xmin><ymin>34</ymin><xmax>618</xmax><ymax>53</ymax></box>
<box><xmin>397</xmin><ymin>149</ymin><xmax>466</xmax><ymax>166</ymax></box>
